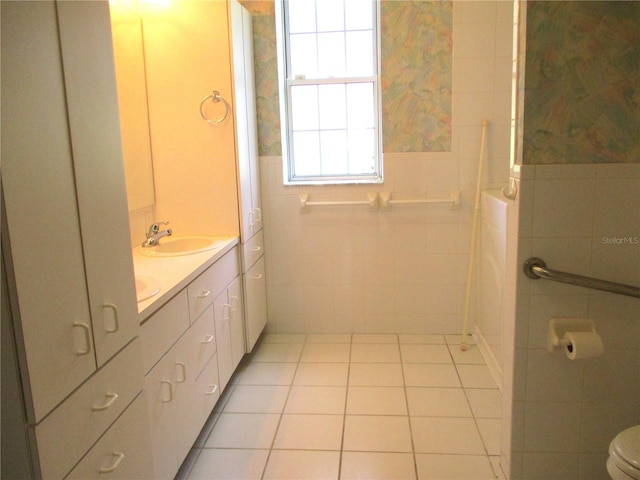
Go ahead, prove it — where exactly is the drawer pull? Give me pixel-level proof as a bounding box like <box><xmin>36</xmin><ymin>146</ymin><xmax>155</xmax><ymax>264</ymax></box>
<box><xmin>252</xmin><ymin>273</ymin><xmax>263</xmax><ymax>279</ymax></box>
<box><xmin>206</xmin><ymin>384</ymin><xmax>218</xmax><ymax>395</ymax></box>
<box><xmin>100</xmin><ymin>451</ymin><xmax>125</xmax><ymax>473</ymax></box>
<box><xmin>230</xmin><ymin>296</ymin><xmax>240</xmax><ymax>314</ymax></box>
<box><xmin>73</xmin><ymin>322</ymin><xmax>92</xmax><ymax>355</ymax></box>
<box><xmin>253</xmin><ymin>208</ymin><xmax>262</xmax><ymax>222</ymax></box>
<box><xmin>198</xmin><ymin>290</ymin><xmax>211</xmax><ymax>299</ymax></box>
<box><xmin>251</xmin><ymin>246</ymin><xmax>262</xmax><ymax>252</ymax></box>
<box><xmin>92</xmin><ymin>393</ymin><xmax>119</xmax><ymax>411</ymax></box>
<box><xmin>161</xmin><ymin>380</ymin><xmax>173</xmax><ymax>403</ymax></box>
<box><xmin>103</xmin><ymin>303</ymin><xmax>120</xmax><ymax>333</ymax></box>
<box><xmin>202</xmin><ymin>334</ymin><xmax>215</xmax><ymax>344</ymax></box>
<box><xmin>176</xmin><ymin>362</ymin><xmax>187</xmax><ymax>383</ymax></box>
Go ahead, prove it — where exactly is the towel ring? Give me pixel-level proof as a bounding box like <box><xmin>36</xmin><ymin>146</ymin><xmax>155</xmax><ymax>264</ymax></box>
<box><xmin>199</xmin><ymin>90</ymin><xmax>229</xmax><ymax>125</ymax></box>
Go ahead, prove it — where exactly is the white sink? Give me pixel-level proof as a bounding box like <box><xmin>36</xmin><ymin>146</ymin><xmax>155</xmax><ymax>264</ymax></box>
<box><xmin>135</xmin><ymin>275</ymin><xmax>160</xmax><ymax>302</ymax></box>
<box><xmin>138</xmin><ymin>236</ymin><xmax>224</xmax><ymax>257</ymax></box>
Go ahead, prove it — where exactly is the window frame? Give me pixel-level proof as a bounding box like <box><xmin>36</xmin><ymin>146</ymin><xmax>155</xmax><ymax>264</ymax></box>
<box><xmin>275</xmin><ymin>0</ymin><xmax>384</xmax><ymax>185</ymax></box>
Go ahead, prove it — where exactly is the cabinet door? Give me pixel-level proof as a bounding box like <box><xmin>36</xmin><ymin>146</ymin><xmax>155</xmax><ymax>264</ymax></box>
<box><xmin>56</xmin><ymin>1</ymin><xmax>139</xmax><ymax>368</ymax></box>
<box><xmin>231</xmin><ymin>0</ymin><xmax>261</xmax><ymax>241</ymax></box>
<box><xmin>145</xmin><ymin>352</ymin><xmax>179</xmax><ymax>480</ymax></box>
<box><xmin>1</xmin><ymin>1</ymin><xmax>97</xmax><ymax>422</ymax></box>
<box><xmin>229</xmin><ymin>276</ymin><xmax>246</xmax><ymax>367</ymax></box>
<box><xmin>213</xmin><ymin>289</ymin><xmax>234</xmax><ymax>391</ymax></box>
<box><xmin>66</xmin><ymin>392</ymin><xmax>154</xmax><ymax>480</ymax></box>
<box><xmin>244</xmin><ymin>257</ymin><xmax>268</xmax><ymax>352</ymax></box>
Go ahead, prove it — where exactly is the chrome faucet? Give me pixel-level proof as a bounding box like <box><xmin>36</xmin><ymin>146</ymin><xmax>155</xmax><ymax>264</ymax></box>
<box><xmin>142</xmin><ymin>221</ymin><xmax>172</xmax><ymax>247</ymax></box>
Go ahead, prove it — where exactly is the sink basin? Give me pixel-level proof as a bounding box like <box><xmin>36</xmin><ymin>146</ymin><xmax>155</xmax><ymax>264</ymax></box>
<box><xmin>138</xmin><ymin>236</ymin><xmax>224</xmax><ymax>257</ymax></box>
<box><xmin>135</xmin><ymin>275</ymin><xmax>160</xmax><ymax>303</ymax></box>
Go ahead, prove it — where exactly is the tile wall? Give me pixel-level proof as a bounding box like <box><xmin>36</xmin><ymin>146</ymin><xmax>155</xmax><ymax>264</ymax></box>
<box><xmin>505</xmin><ymin>163</ymin><xmax>640</xmax><ymax>479</ymax></box>
<box><xmin>261</xmin><ymin>1</ymin><xmax>514</xmax><ymax>335</ymax></box>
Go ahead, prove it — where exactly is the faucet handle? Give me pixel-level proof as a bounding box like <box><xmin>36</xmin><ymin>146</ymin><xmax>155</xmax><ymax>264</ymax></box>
<box><xmin>147</xmin><ymin>221</ymin><xmax>169</xmax><ymax>236</ymax></box>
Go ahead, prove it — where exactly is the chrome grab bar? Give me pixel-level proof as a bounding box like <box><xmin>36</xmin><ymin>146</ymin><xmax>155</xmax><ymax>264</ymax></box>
<box><xmin>523</xmin><ymin>257</ymin><xmax>640</xmax><ymax>299</ymax></box>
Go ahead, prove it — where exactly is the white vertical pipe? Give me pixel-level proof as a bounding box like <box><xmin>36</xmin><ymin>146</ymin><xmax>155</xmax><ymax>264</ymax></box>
<box><xmin>460</xmin><ymin>119</ymin><xmax>489</xmax><ymax>351</ymax></box>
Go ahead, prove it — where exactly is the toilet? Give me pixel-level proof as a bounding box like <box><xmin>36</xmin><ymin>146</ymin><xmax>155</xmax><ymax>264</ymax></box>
<box><xmin>607</xmin><ymin>425</ymin><xmax>640</xmax><ymax>480</ymax></box>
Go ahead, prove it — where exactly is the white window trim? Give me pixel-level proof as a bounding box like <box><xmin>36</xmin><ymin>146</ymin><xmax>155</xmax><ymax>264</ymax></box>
<box><xmin>275</xmin><ymin>0</ymin><xmax>384</xmax><ymax>186</ymax></box>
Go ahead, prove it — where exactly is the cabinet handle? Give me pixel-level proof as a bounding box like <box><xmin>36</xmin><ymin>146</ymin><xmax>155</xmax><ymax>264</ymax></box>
<box><xmin>251</xmin><ymin>246</ymin><xmax>262</xmax><ymax>252</ymax></box>
<box><xmin>206</xmin><ymin>384</ymin><xmax>218</xmax><ymax>395</ymax></box>
<box><xmin>92</xmin><ymin>393</ymin><xmax>119</xmax><ymax>411</ymax></box>
<box><xmin>161</xmin><ymin>380</ymin><xmax>173</xmax><ymax>403</ymax></box>
<box><xmin>230</xmin><ymin>296</ymin><xmax>240</xmax><ymax>315</ymax></box>
<box><xmin>198</xmin><ymin>290</ymin><xmax>211</xmax><ymax>299</ymax></box>
<box><xmin>223</xmin><ymin>304</ymin><xmax>231</xmax><ymax>323</ymax></box>
<box><xmin>100</xmin><ymin>451</ymin><xmax>125</xmax><ymax>473</ymax></box>
<box><xmin>175</xmin><ymin>362</ymin><xmax>187</xmax><ymax>383</ymax></box>
<box><xmin>252</xmin><ymin>273</ymin><xmax>263</xmax><ymax>279</ymax></box>
<box><xmin>202</xmin><ymin>334</ymin><xmax>215</xmax><ymax>344</ymax></box>
<box><xmin>73</xmin><ymin>322</ymin><xmax>92</xmax><ymax>355</ymax></box>
<box><xmin>253</xmin><ymin>208</ymin><xmax>262</xmax><ymax>223</ymax></box>
<box><xmin>248</xmin><ymin>210</ymin><xmax>255</xmax><ymax>227</ymax></box>
<box><xmin>103</xmin><ymin>303</ymin><xmax>120</xmax><ymax>334</ymax></box>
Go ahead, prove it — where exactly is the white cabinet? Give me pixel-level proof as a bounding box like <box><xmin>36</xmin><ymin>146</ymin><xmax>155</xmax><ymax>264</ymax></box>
<box><xmin>229</xmin><ymin>0</ymin><xmax>268</xmax><ymax>352</ymax></box>
<box><xmin>231</xmin><ymin>0</ymin><xmax>262</xmax><ymax>240</ymax></box>
<box><xmin>141</xmin><ymin>247</ymin><xmax>241</xmax><ymax>479</ymax></box>
<box><xmin>1</xmin><ymin>2</ymin><xmax>148</xmax><ymax>479</ymax></box>
<box><xmin>2</xmin><ymin>0</ymin><xmax>138</xmax><ymax>423</ymax></box>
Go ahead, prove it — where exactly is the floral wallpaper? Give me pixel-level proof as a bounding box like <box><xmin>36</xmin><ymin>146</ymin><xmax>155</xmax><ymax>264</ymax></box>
<box><xmin>523</xmin><ymin>1</ymin><xmax>640</xmax><ymax>164</ymax></box>
<box><xmin>240</xmin><ymin>0</ymin><xmax>453</xmax><ymax>156</ymax></box>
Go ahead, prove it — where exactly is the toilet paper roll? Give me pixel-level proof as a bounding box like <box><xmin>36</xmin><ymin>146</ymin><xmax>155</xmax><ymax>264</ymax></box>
<box><xmin>563</xmin><ymin>331</ymin><xmax>604</xmax><ymax>360</ymax></box>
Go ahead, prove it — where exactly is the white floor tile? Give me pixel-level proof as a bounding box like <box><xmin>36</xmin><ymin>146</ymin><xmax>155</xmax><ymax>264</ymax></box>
<box><xmin>399</xmin><ymin>334</ymin><xmax>446</xmax><ymax>344</ymax></box>
<box><xmin>261</xmin><ymin>333</ymin><xmax>307</xmax><ymax>344</ymax></box>
<box><xmin>349</xmin><ymin>363</ymin><xmax>405</xmax><ymax>386</ymax></box>
<box><xmin>233</xmin><ymin>362</ymin><xmax>297</xmax><ymax>386</ymax></box>
<box><xmin>415</xmin><ymin>454</ymin><xmax>495</xmax><ymax>479</ymax></box>
<box><xmin>351</xmin><ymin>343</ymin><xmax>401</xmax><ymax>363</ymax></box>
<box><xmin>284</xmin><ymin>386</ymin><xmax>347</xmax><ymax>414</ymax></box>
<box><xmin>300</xmin><ymin>343</ymin><xmax>352</xmax><ymax>363</ymax></box>
<box><xmin>340</xmin><ymin>452</ymin><xmax>416</xmax><ymax>480</ymax></box>
<box><xmin>251</xmin><ymin>342</ymin><xmax>304</xmax><ymax>362</ymax></box>
<box><xmin>306</xmin><ymin>333</ymin><xmax>351</xmax><ymax>343</ymax></box>
<box><xmin>456</xmin><ymin>364</ymin><xmax>498</xmax><ymax>388</ymax></box>
<box><xmin>448</xmin><ymin>344</ymin><xmax>486</xmax><ymax>364</ymax></box>
<box><xmin>401</xmin><ymin>344</ymin><xmax>453</xmax><ymax>363</ymax></box>
<box><xmin>411</xmin><ymin>417</ymin><xmax>486</xmax><ymax>454</ymax></box>
<box><xmin>187</xmin><ymin>449</ymin><xmax>269</xmax><ymax>480</ymax></box>
<box><xmin>346</xmin><ymin>386</ymin><xmax>407</xmax><ymax>415</ymax></box>
<box><xmin>466</xmin><ymin>388</ymin><xmax>502</xmax><ymax>418</ymax></box>
<box><xmin>273</xmin><ymin>414</ymin><xmax>343</xmax><ymax>450</ymax></box>
<box><xmin>204</xmin><ymin>413</ymin><xmax>280</xmax><ymax>449</ymax></box>
<box><xmin>406</xmin><ymin>387</ymin><xmax>472</xmax><ymax>417</ymax></box>
<box><xmin>403</xmin><ymin>363</ymin><xmax>461</xmax><ymax>387</ymax></box>
<box><xmin>343</xmin><ymin>415</ymin><xmax>413</xmax><ymax>452</ymax></box>
<box><xmin>222</xmin><ymin>385</ymin><xmax>289</xmax><ymax>413</ymax></box>
<box><xmin>477</xmin><ymin>418</ymin><xmax>502</xmax><ymax>455</ymax></box>
<box><xmin>263</xmin><ymin>450</ymin><xmax>340</xmax><ymax>479</ymax></box>
<box><xmin>352</xmin><ymin>334</ymin><xmax>399</xmax><ymax>344</ymax></box>
<box><xmin>293</xmin><ymin>363</ymin><xmax>349</xmax><ymax>386</ymax></box>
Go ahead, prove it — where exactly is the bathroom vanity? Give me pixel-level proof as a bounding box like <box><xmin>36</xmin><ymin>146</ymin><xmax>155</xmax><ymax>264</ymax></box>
<box><xmin>1</xmin><ymin>0</ymin><xmax>267</xmax><ymax>478</ymax></box>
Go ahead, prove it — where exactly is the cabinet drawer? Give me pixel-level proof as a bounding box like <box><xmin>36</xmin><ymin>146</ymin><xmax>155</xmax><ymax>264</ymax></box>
<box><xmin>140</xmin><ymin>290</ymin><xmax>189</xmax><ymax>375</ymax></box>
<box><xmin>35</xmin><ymin>338</ymin><xmax>144</xmax><ymax>480</ymax></box>
<box><xmin>188</xmin><ymin>247</ymin><xmax>239</xmax><ymax>323</ymax></box>
<box><xmin>188</xmin><ymin>304</ymin><xmax>218</xmax><ymax>378</ymax></box>
<box><xmin>66</xmin><ymin>391</ymin><xmax>154</xmax><ymax>480</ymax></box>
<box><xmin>241</xmin><ymin>229</ymin><xmax>264</xmax><ymax>271</ymax></box>
<box><xmin>195</xmin><ymin>353</ymin><xmax>221</xmax><ymax>425</ymax></box>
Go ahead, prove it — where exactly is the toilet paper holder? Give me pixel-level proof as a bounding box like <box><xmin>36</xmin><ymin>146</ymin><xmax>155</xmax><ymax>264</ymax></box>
<box><xmin>547</xmin><ymin>318</ymin><xmax>598</xmax><ymax>353</ymax></box>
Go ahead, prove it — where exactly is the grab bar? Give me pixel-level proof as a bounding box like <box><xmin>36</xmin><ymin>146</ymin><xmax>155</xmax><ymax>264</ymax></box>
<box><xmin>379</xmin><ymin>191</ymin><xmax>460</xmax><ymax>210</ymax></box>
<box><xmin>523</xmin><ymin>257</ymin><xmax>640</xmax><ymax>299</ymax></box>
<box><xmin>299</xmin><ymin>193</ymin><xmax>378</xmax><ymax>212</ymax></box>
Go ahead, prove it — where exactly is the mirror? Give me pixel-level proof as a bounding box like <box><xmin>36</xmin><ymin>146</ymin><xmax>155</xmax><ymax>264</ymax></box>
<box><xmin>109</xmin><ymin>1</ymin><xmax>155</xmax><ymax>212</ymax></box>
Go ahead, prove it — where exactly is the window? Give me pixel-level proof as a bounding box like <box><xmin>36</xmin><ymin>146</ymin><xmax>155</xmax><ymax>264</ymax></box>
<box><xmin>275</xmin><ymin>0</ymin><xmax>383</xmax><ymax>185</ymax></box>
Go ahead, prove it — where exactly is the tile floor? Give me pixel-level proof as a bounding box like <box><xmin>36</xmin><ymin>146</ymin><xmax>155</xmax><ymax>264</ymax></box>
<box><xmin>177</xmin><ymin>333</ymin><xmax>505</xmax><ymax>480</ymax></box>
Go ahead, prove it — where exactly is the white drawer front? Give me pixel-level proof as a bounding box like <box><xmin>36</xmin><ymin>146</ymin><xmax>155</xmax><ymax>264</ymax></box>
<box><xmin>35</xmin><ymin>338</ymin><xmax>143</xmax><ymax>480</ymax></box>
<box><xmin>241</xmin><ymin>230</ymin><xmax>264</xmax><ymax>271</ymax></box>
<box><xmin>140</xmin><ymin>290</ymin><xmax>189</xmax><ymax>375</ymax></box>
<box><xmin>66</xmin><ymin>391</ymin><xmax>154</xmax><ymax>480</ymax></box>
<box><xmin>188</xmin><ymin>247</ymin><xmax>239</xmax><ymax>323</ymax></box>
